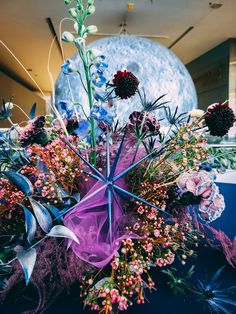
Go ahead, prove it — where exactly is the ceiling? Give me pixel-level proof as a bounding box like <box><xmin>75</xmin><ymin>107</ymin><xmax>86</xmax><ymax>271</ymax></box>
<box><xmin>0</xmin><ymin>0</ymin><xmax>236</xmax><ymax>94</ymax></box>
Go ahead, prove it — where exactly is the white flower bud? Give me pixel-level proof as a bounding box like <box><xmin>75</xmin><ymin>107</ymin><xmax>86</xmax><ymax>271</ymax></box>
<box><xmin>189</xmin><ymin>109</ymin><xmax>205</xmax><ymax>118</ymax></box>
<box><xmin>87</xmin><ymin>5</ymin><xmax>96</xmax><ymax>15</ymax></box>
<box><xmin>62</xmin><ymin>31</ymin><xmax>75</xmax><ymax>43</ymax></box>
<box><xmin>5</xmin><ymin>102</ymin><xmax>14</xmax><ymax>110</ymax></box>
<box><xmin>74</xmin><ymin>37</ymin><xmax>85</xmax><ymax>49</ymax></box>
<box><xmin>81</xmin><ymin>25</ymin><xmax>86</xmax><ymax>34</ymax></box>
<box><xmin>74</xmin><ymin>22</ymin><xmax>79</xmax><ymax>34</ymax></box>
<box><xmin>77</xmin><ymin>3</ymin><xmax>83</xmax><ymax>11</ymax></box>
<box><xmin>69</xmin><ymin>8</ymin><xmax>78</xmax><ymax>18</ymax></box>
<box><xmin>85</xmin><ymin>25</ymin><xmax>98</xmax><ymax>35</ymax></box>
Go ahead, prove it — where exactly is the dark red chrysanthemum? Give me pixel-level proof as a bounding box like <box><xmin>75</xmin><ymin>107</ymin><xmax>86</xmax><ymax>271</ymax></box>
<box><xmin>205</xmin><ymin>102</ymin><xmax>236</xmax><ymax>137</ymax></box>
<box><xmin>128</xmin><ymin>111</ymin><xmax>160</xmax><ymax>135</ymax></box>
<box><xmin>113</xmin><ymin>70</ymin><xmax>139</xmax><ymax>99</ymax></box>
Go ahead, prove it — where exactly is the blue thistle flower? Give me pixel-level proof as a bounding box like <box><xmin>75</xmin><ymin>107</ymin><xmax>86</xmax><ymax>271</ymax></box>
<box><xmin>197</xmin><ymin>267</ymin><xmax>236</xmax><ymax>314</ymax></box>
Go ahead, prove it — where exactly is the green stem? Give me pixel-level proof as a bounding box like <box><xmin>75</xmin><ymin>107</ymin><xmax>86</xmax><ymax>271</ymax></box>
<box><xmin>75</xmin><ymin>102</ymin><xmax>89</xmax><ymax>120</ymax></box>
<box><xmin>76</xmin><ymin>71</ymin><xmax>88</xmax><ymax>93</ymax></box>
<box><xmin>80</xmin><ymin>49</ymin><xmax>96</xmax><ymax>164</ymax></box>
<box><xmin>132</xmin><ymin>140</ymin><xmax>141</xmax><ymax>163</ymax></box>
<box><xmin>165</xmin><ymin>124</ymin><xmax>173</xmax><ymax>141</ymax></box>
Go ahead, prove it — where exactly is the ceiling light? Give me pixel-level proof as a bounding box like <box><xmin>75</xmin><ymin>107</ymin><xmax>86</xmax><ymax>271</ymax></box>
<box><xmin>127</xmin><ymin>3</ymin><xmax>135</xmax><ymax>11</ymax></box>
<box><xmin>209</xmin><ymin>2</ymin><xmax>223</xmax><ymax>9</ymax></box>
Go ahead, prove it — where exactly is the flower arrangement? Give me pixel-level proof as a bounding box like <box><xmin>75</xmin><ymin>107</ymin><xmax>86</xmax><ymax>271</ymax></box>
<box><xmin>0</xmin><ymin>0</ymin><xmax>236</xmax><ymax>313</ymax></box>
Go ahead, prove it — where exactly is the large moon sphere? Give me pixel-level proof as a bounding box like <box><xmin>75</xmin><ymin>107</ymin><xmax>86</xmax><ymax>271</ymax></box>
<box><xmin>55</xmin><ymin>36</ymin><xmax>197</xmax><ymax>125</ymax></box>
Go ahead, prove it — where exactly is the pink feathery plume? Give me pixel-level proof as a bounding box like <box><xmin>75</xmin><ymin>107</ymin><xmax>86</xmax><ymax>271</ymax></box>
<box><xmin>206</xmin><ymin>225</ymin><xmax>236</xmax><ymax>268</ymax></box>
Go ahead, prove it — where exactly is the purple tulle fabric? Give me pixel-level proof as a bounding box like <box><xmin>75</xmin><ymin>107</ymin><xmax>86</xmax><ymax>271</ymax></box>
<box><xmin>64</xmin><ymin>139</ymin><xmax>143</xmax><ymax>268</ymax></box>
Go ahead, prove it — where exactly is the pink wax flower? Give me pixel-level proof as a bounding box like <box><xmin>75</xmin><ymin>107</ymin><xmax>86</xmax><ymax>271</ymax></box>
<box><xmin>133</xmin><ymin>222</ymin><xmax>140</xmax><ymax>230</ymax></box>
<box><xmin>154</xmin><ymin>229</ymin><xmax>160</xmax><ymax>238</ymax></box>
<box><xmin>0</xmin><ymin>189</ymin><xmax>5</xmax><ymax>198</ymax></box>
<box><xmin>147</xmin><ymin>208</ymin><xmax>157</xmax><ymax>220</ymax></box>
<box><xmin>111</xmin><ymin>257</ymin><xmax>119</xmax><ymax>270</ymax></box>
<box><xmin>137</xmin><ymin>206</ymin><xmax>145</xmax><ymax>215</ymax></box>
<box><xmin>118</xmin><ymin>296</ymin><xmax>128</xmax><ymax>311</ymax></box>
<box><xmin>156</xmin><ymin>258</ymin><xmax>165</xmax><ymax>267</ymax></box>
<box><xmin>166</xmin><ymin>251</ymin><xmax>175</xmax><ymax>265</ymax></box>
<box><xmin>143</xmin><ymin>243</ymin><xmax>153</xmax><ymax>253</ymax></box>
<box><xmin>110</xmin><ymin>289</ymin><xmax>120</xmax><ymax>303</ymax></box>
<box><xmin>42</xmin><ymin>190</ymin><xmax>48</xmax><ymax>197</ymax></box>
<box><xmin>182</xmin><ymin>132</ymin><xmax>189</xmax><ymax>140</ymax></box>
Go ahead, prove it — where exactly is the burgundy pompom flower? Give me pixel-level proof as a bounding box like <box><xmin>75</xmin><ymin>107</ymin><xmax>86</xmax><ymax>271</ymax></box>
<box><xmin>128</xmin><ymin>111</ymin><xmax>160</xmax><ymax>135</ymax></box>
<box><xmin>205</xmin><ymin>102</ymin><xmax>236</xmax><ymax>136</ymax></box>
<box><xmin>113</xmin><ymin>70</ymin><xmax>139</xmax><ymax>99</ymax></box>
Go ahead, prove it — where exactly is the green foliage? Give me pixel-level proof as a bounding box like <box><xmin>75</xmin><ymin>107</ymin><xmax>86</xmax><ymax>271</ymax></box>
<box><xmin>209</xmin><ymin>147</ymin><xmax>236</xmax><ymax>171</ymax></box>
<box><xmin>162</xmin><ymin>266</ymin><xmax>195</xmax><ymax>297</ymax></box>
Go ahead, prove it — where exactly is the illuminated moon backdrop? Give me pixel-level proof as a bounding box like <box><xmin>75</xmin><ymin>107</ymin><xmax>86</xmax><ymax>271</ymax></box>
<box><xmin>55</xmin><ymin>36</ymin><xmax>197</xmax><ymax>125</ymax></box>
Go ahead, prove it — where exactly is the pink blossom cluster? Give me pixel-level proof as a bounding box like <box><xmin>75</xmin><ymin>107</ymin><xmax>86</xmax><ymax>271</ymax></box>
<box><xmin>109</xmin><ymin>290</ymin><xmax>129</xmax><ymax>311</ymax></box>
<box><xmin>0</xmin><ymin>178</ymin><xmax>24</xmax><ymax>211</ymax></box>
<box><xmin>28</xmin><ymin>137</ymin><xmax>83</xmax><ymax>196</ymax></box>
<box><xmin>85</xmin><ymin>287</ymin><xmax>130</xmax><ymax>312</ymax></box>
<box><xmin>156</xmin><ymin>250</ymin><xmax>175</xmax><ymax>267</ymax></box>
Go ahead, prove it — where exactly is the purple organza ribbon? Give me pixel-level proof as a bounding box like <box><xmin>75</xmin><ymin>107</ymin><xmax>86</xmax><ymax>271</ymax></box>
<box><xmin>64</xmin><ymin>140</ymin><xmax>142</xmax><ymax>268</ymax></box>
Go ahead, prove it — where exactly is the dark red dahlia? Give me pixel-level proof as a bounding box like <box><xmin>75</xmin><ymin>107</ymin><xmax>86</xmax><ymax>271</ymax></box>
<box><xmin>19</xmin><ymin>116</ymin><xmax>48</xmax><ymax>147</ymax></box>
<box><xmin>128</xmin><ymin>111</ymin><xmax>160</xmax><ymax>135</ymax></box>
<box><xmin>113</xmin><ymin>70</ymin><xmax>139</xmax><ymax>99</ymax></box>
<box><xmin>205</xmin><ymin>102</ymin><xmax>236</xmax><ymax>137</ymax></box>
<box><xmin>32</xmin><ymin>115</ymin><xmax>45</xmax><ymax>128</ymax></box>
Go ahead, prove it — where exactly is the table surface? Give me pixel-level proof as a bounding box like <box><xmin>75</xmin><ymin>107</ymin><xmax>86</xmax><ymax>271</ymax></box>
<box><xmin>216</xmin><ymin>170</ymin><xmax>236</xmax><ymax>184</ymax></box>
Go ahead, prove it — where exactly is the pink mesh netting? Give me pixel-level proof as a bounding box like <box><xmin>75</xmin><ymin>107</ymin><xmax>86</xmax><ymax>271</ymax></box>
<box><xmin>64</xmin><ymin>137</ymin><xmax>144</xmax><ymax>268</ymax></box>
